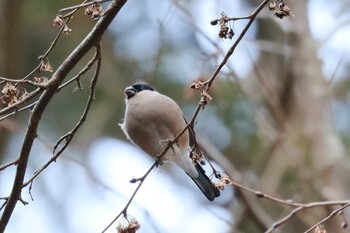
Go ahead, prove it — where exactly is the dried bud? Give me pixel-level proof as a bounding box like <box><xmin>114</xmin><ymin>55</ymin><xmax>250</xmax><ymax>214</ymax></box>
<box><xmin>212</xmin><ymin>174</ymin><xmax>232</xmax><ymax>191</ymax></box>
<box><xmin>313</xmin><ymin>225</ymin><xmax>326</xmax><ymax>233</ymax></box>
<box><xmin>1</xmin><ymin>83</ymin><xmax>20</xmax><ymax>106</ymax></box>
<box><xmin>269</xmin><ymin>1</ymin><xmax>277</xmax><ymax>10</ymax></box>
<box><xmin>190</xmin><ymin>81</ymin><xmax>204</xmax><ymax>90</ymax></box>
<box><xmin>53</xmin><ymin>15</ymin><xmax>64</xmax><ymax>27</ymax></box>
<box><xmin>190</xmin><ymin>83</ymin><xmax>199</xmax><ymax>89</ymax></box>
<box><xmin>39</xmin><ymin>61</ymin><xmax>53</xmax><ymax>72</ymax></box>
<box><xmin>2</xmin><ymin>83</ymin><xmax>18</xmax><ymax>98</ymax></box>
<box><xmin>34</xmin><ymin>76</ymin><xmax>48</xmax><ymax>84</ymax></box>
<box><xmin>281</xmin><ymin>5</ymin><xmax>293</xmax><ymax>16</ymax></box>
<box><xmin>63</xmin><ymin>25</ymin><xmax>72</xmax><ymax>35</ymax></box>
<box><xmin>213</xmin><ymin>11</ymin><xmax>234</xmax><ymax>40</ymax></box>
<box><xmin>228</xmin><ymin>28</ymin><xmax>235</xmax><ymax>39</ymax></box>
<box><xmin>200</xmin><ymin>90</ymin><xmax>212</xmax><ymax>105</ymax></box>
<box><xmin>272</xmin><ymin>1</ymin><xmax>294</xmax><ymax>19</ymax></box>
<box><xmin>218</xmin><ymin>26</ymin><xmax>229</xmax><ymax>39</ymax></box>
<box><xmin>221</xmin><ymin>175</ymin><xmax>232</xmax><ymax>185</ymax></box>
<box><xmin>19</xmin><ymin>89</ymin><xmax>29</xmax><ymax>101</ymax></box>
<box><xmin>129</xmin><ymin>178</ymin><xmax>139</xmax><ymax>183</ymax></box>
<box><xmin>117</xmin><ymin>217</ymin><xmax>140</xmax><ymax>233</ymax></box>
<box><xmin>85</xmin><ymin>4</ymin><xmax>104</xmax><ymax>20</ymax></box>
<box><xmin>210</xmin><ymin>19</ymin><xmax>219</xmax><ymax>26</ymax></box>
<box><xmin>190</xmin><ymin>150</ymin><xmax>205</xmax><ymax>165</ymax></box>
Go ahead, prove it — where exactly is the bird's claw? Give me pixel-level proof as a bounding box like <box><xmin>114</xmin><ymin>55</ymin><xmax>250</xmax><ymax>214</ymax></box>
<box><xmin>159</xmin><ymin>139</ymin><xmax>177</xmax><ymax>156</ymax></box>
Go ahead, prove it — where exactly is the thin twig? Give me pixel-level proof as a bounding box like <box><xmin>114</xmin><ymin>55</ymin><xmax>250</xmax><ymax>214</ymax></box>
<box><xmin>0</xmin><ymin>0</ymin><xmax>127</xmax><ymax>231</ymax></box>
<box><xmin>204</xmin><ymin>0</ymin><xmax>270</xmax><ymax>89</ymax></box>
<box><xmin>101</xmin><ymin>161</ymin><xmax>158</xmax><ymax>233</ymax></box>
<box><xmin>0</xmin><ymin>2</ymin><xmax>80</xmax><ymax>118</ymax></box>
<box><xmin>265</xmin><ymin>201</ymin><xmax>350</xmax><ymax>233</ymax></box>
<box><xmin>171</xmin><ymin>0</ymin><xmax>221</xmax><ymax>53</ymax></box>
<box><xmin>0</xmin><ymin>88</ymin><xmax>42</xmax><ymax>117</ymax></box>
<box><xmin>57</xmin><ymin>52</ymin><xmax>100</xmax><ymax>91</ymax></box>
<box><xmin>0</xmin><ymin>159</ymin><xmax>19</xmax><ymax>171</ymax></box>
<box><xmin>59</xmin><ymin>0</ymin><xmax>112</xmax><ymax>13</ymax></box>
<box><xmin>303</xmin><ymin>203</ymin><xmax>350</xmax><ymax>232</ymax></box>
<box><xmin>0</xmin><ymin>102</ymin><xmax>37</xmax><ymax>121</ymax></box>
<box><xmin>40</xmin><ymin>4</ymin><xmax>79</xmax><ymax>60</ymax></box>
<box><xmin>23</xmin><ymin>45</ymin><xmax>101</xmax><ymax>188</ymax></box>
<box><xmin>0</xmin><ymin>77</ymin><xmax>47</xmax><ymax>88</ymax></box>
<box><xmin>0</xmin><ymin>198</ymin><xmax>8</xmax><ymax>211</ymax></box>
<box><xmin>0</xmin><ymin>55</ymin><xmax>99</xmax><ymax>122</ymax></box>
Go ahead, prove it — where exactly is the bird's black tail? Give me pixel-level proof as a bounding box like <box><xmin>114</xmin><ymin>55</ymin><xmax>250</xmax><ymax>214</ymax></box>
<box><xmin>187</xmin><ymin>162</ymin><xmax>220</xmax><ymax>201</ymax></box>
<box><xmin>184</xmin><ymin>118</ymin><xmax>220</xmax><ymax>201</ymax></box>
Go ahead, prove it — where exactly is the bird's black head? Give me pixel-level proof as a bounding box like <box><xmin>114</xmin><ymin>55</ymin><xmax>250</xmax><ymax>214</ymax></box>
<box><xmin>124</xmin><ymin>83</ymin><xmax>155</xmax><ymax>99</ymax></box>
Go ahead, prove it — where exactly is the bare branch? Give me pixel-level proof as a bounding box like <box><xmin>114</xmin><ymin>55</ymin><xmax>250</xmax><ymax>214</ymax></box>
<box><xmin>0</xmin><ymin>1</ymin><xmax>81</xmax><ymax>119</ymax></box>
<box><xmin>59</xmin><ymin>0</ymin><xmax>112</xmax><ymax>13</ymax></box>
<box><xmin>0</xmin><ymin>88</ymin><xmax>42</xmax><ymax>117</ymax></box>
<box><xmin>0</xmin><ymin>102</ymin><xmax>37</xmax><ymax>121</ymax></box>
<box><xmin>23</xmin><ymin>45</ymin><xmax>101</xmax><ymax>188</ymax></box>
<box><xmin>265</xmin><ymin>201</ymin><xmax>350</xmax><ymax>232</ymax></box>
<box><xmin>0</xmin><ymin>77</ymin><xmax>48</xmax><ymax>88</ymax></box>
<box><xmin>0</xmin><ymin>159</ymin><xmax>19</xmax><ymax>171</ymax></box>
<box><xmin>102</xmin><ymin>161</ymin><xmax>158</xmax><ymax>233</ymax></box>
<box><xmin>0</xmin><ymin>54</ymin><xmax>99</xmax><ymax>122</ymax></box>
<box><xmin>204</xmin><ymin>0</ymin><xmax>270</xmax><ymax>89</ymax></box>
<box><xmin>304</xmin><ymin>204</ymin><xmax>350</xmax><ymax>233</ymax></box>
<box><xmin>57</xmin><ymin>52</ymin><xmax>100</xmax><ymax>91</ymax></box>
<box><xmin>0</xmin><ymin>0</ymin><xmax>127</xmax><ymax>231</ymax></box>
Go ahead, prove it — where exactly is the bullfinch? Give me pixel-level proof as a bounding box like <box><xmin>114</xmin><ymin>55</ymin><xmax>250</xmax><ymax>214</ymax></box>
<box><xmin>120</xmin><ymin>83</ymin><xmax>220</xmax><ymax>201</ymax></box>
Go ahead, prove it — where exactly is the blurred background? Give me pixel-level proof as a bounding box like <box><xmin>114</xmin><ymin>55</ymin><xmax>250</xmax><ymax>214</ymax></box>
<box><xmin>1</xmin><ymin>0</ymin><xmax>350</xmax><ymax>232</ymax></box>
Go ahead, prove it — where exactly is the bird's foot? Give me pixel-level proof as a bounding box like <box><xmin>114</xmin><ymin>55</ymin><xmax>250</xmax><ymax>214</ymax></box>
<box><xmin>154</xmin><ymin>157</ymin><xmax>164</xmax><ymax>167</ymax></box>
<box><xmin>159</xmin><ymin>139</ymin><xmax>177</xmax><ymax>156</ymax></box>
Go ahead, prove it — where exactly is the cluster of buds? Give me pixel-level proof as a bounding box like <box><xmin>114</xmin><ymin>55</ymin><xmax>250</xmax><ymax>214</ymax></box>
<box><xmin>1</xmin><ymin>83</ymin><xmax>29</xmax><ymax>106</ymax></box>
<box><xmin>190</xmin><ymin>149</ymin><xmax>206</xmax><ymax>166</ymax></box>
<box><xmin>269</xmin><ymin>0</ymin><xmax>294</xmax><ymax>19</ymax></box>
<box><xmin>1</xmin><ymin>83</ymin><xmax>19</xmax><ymax>106</ymax></box>
<box><xmin>210</xmin><ymin>12</ymin><xmax>235</xmax><ymax>40</ymax></box>
<box><xmin>53</xmin><ymin>15</ymin><xmax>64</xmax><ymax>27</ymax></box>
<box><xmin>34</xmin><ymin>76</ymin><xmax>49</xmax><ymax>84</ymax></box>
<box><xmin>52</xmin><ymin>3</ymin><xmax>104</xmax><ymax>36</ymax></box>
<box><xmin>85</xmin><ymin>4</ymin><xmax>104</xmax><ymax>20</ymax></box>
<box><xmin>39</xmin><ymin>59</ymin><xmax>53</xmax><ymax>72</ymax></box>
<box><xmin>214</xmin><ymin>174</ymin><xmax>233</xmax><ymax>191</ymax></box>
<box><xmin>53</xmin><ymin>14</ymin><xmax>72</xmax><ymax>34</ymax></box>
<box><xmin>117</xmin><ymin>216</ymin><xmax>140</xmax><ymax>233</ymax></box>
<box><xmin>190</xmin><ymin>80</ymin><xmax>212</xmax><ymax>106</ymax></box>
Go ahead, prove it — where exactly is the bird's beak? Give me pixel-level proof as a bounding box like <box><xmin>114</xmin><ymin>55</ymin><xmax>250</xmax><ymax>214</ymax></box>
<box><xmin>124</xmin><ymin>86</ymin><xmax>137</xmax><ymax>99</ymax></box>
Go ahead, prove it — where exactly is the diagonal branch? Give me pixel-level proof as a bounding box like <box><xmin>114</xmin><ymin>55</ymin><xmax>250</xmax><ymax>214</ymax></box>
<box><xmin>0</xmin><ymin>6</ymin><xmax>79</xmax><ymax>118</ymax></box>
<box><xmin>59</xmin><ymin>0</ymin><xmax>112</xmax><ymax>13</ymax></box>
<box><xmin>303</xmin><ymin>203</ymin><xmax>350</xmax><ymax>233</ymax></box>
<box><xmin>0</xmin><ymin>159</ymin><xmax>19</xmax><ymax>171</ymax></box>
<box><xmin>265</xmin><ymin>201</ymin><xmax>350</xmax><ymax>233</ymax></box>
<box><xmin>23</xmin><ymin>45</ymin><xmax>101</xmax><ymax>188</ymax></box>
<box><xmin>0</xmin><ymin>53</ymin><xmax>101</xmax><ymax>122</ymax></box>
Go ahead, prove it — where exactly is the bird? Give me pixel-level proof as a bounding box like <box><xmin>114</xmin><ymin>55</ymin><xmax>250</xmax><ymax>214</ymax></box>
<box><xmin>120</xmin><ymin>83</ymin><xmax>220</xmax><ymax>201</ymax></box>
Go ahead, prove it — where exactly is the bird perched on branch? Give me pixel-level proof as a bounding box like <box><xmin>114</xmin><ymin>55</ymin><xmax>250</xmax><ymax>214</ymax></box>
<box><xmin>120</xmin><ymin>83</ymin><xmax>220</xmax><ymax>201</ymax></box>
